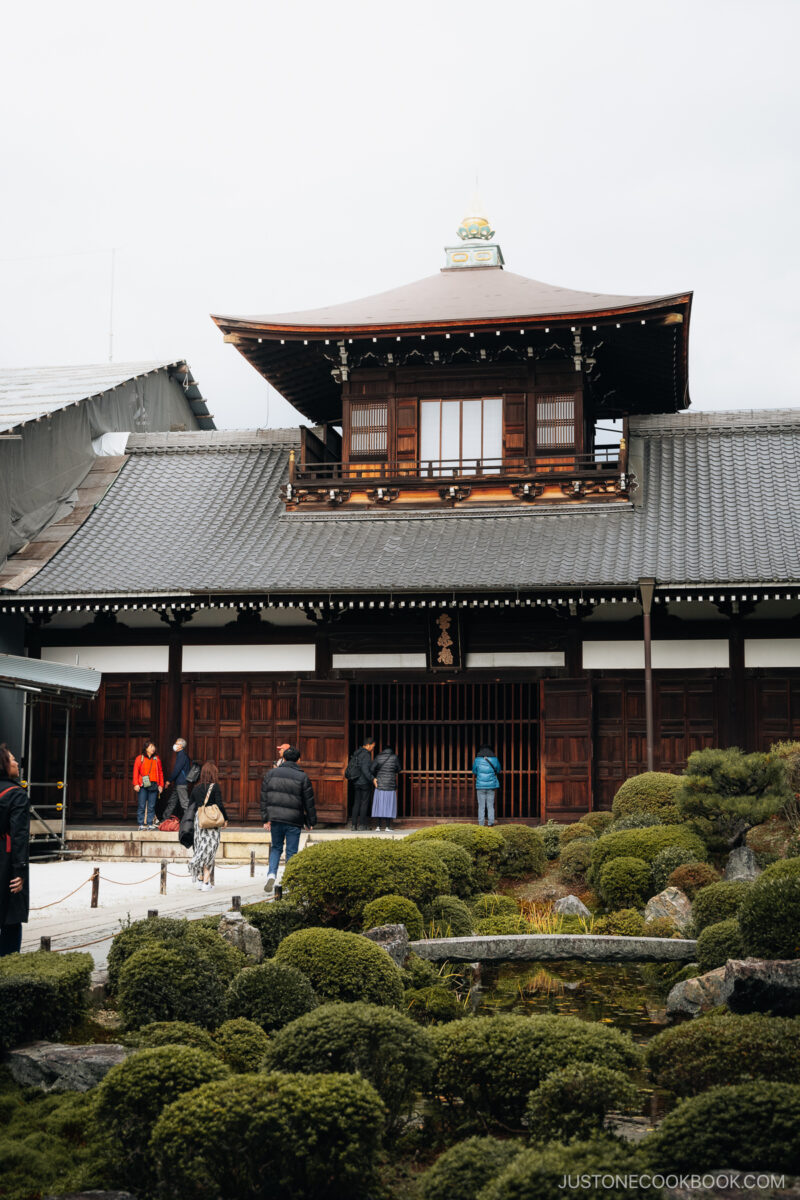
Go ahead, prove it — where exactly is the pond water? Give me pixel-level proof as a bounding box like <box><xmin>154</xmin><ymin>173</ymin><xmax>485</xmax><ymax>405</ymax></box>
<box><xmin>476</xmin><ymin>959</ymin><xmax>674</xmax><ymax>1044</ymax></box>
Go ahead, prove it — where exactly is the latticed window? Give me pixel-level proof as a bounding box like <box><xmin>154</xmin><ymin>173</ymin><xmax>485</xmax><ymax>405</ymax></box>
<box><xmin>350</xmin><ymin>402</ymin><xmax>388</xmax><ymax>457</ymax></box>
<box><xmin>536</xmin><ymin>395</ymin><xmax>576</xmax><ymax>448</ymax></box>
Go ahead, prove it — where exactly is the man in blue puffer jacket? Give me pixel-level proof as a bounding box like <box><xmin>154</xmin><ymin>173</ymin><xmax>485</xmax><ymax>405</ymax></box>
<box><xmin>471</xmin><ymin>744</ymin><xmax>502</xmax><ymax>827</ymax></box>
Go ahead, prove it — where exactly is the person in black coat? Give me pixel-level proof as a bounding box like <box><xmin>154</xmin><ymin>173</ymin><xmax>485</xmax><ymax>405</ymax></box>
<box><xmin>260</xmin><ymin>747</ymin><xmax>316</xmax><ymax>893</ymax></box>
<box><xmin>371</xmin><ymin>745</ymin><xmax>401</xmax><ymax>833</ymax></box>
<box><xmin>0</xmin><ymin>744</ymin><xmax>30</xmax><ymax>957</ymax></box>
<box><xmin>350</xmin><ymin>737</ymin><xmax>375</xmax><ymax>831</ymax></box>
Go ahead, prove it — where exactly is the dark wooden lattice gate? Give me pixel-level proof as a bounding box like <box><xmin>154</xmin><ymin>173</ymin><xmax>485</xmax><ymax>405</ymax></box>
<box><xmin>349</xmin><ymin>680</ymin><xmax>540</xmax><ymax>821</ymax></box>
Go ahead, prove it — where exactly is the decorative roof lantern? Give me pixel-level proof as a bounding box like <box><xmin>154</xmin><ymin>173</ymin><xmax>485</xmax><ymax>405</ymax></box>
<box><xmin>446</xmin><ymin>199</ymin><xmax>504</xmax><ymax>269</ymax></box>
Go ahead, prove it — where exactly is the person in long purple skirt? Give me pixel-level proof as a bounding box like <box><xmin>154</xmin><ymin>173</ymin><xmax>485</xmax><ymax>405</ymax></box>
<box><xmin>370</xmin><ymin>744</ymin><xmax>401</xmax><ymax>832</ymax></box>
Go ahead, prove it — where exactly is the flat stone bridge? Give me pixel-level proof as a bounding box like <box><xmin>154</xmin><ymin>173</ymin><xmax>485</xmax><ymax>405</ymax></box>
<box><xmin>408</xmin><ymin>933</ymin><xmax>697</xmax><ymax>963</ymax></box>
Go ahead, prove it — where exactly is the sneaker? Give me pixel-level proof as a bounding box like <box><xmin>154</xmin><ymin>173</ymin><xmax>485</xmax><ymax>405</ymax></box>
<box><xmin>138</xmin><ymin>824</ymin><xmax>145</xmax><ymax>831</ymax></box>
<box><xmin>152</xmin><ymin>818</ymin><xmax>160</xmax><ymax>828</ymax></box>
<box><xmin>201</xmin><ymin>882</ymin><xmax>212</xmax><ymax>892</ymax></box>
<box><xmin>264</xmin><ymin>874</ymin><xmax>277</xmax><ymax>893</ymax></box>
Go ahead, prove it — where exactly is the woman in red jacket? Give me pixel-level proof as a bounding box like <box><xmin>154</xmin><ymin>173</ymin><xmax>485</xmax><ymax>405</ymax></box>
<box><xmin>133</xmin><ymin>742</ymin><xmax>164</xmax><ymax>830</ymax></box>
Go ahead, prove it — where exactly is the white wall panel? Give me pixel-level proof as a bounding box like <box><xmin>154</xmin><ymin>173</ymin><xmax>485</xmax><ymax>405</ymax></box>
<box><xmin>182</xmin><ymin>644</ymin><xmax>315</xmax><ymax>673</ymax></box>
<box><xmin>582</xmin><ymin>640</ymin><xmax>729</xmax><ymax>670</ymax></box>
<box><xmin>745</xmin><ymin>639</ymin><xmax>800</xmax><ymax>668</ymax></box>
<box><xmin>466</xmin><ymin>651</ymin><xmax>565</xmax><ymax>668</ymax></box>
<box><xmin>42</xmin><ymin>645</ymin><xmax>168</xmax><ymax>673</ymax></box>
<box><xmin>332</xmin><ymin>652</ymin><xmax>427</xmax><ymax>669</ymax></box>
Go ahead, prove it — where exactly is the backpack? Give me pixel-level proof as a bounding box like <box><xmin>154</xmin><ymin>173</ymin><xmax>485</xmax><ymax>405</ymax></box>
<box><xmin>344</xmin><ymin>752</ymin><xmax>362</xmax><ymax>782</ymax></box>
<box><xmin>185</xmin><ymin>760</ymin><xmax>201</xmax><ymax>785</ymax></box>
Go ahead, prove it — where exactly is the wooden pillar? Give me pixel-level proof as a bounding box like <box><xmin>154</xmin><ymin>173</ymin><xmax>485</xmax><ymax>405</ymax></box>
<box><xmin>167</xmin><ymin>636</ymin><xmax>183</xmax><ymax>742</ymax></box>
<box><xmin>728</xmin><ymin>608</ymin><xmax>746</xmax><ymax>747</ymax></box>
<box><xmin>639</xmin><ymin>578</ymin><xmax>655</xmax><ymax>773</ymax></box>
<box><xmin>315</xmin><ymin>624</ymin><xmax>332</xmax><ymax>680</ymax></box>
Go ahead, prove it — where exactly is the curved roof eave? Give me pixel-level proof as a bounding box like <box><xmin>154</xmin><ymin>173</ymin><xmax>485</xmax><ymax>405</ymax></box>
<box><xmin>212</xmin><ymin>268</ymin><xmax>692</xmax><ymax>338</ymax></box>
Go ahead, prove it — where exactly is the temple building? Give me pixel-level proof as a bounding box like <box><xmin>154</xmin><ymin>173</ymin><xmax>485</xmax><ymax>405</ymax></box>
<box><xmin>1</xmin><ymin>215</ymin><xmax>799</xmax><ymax>826</ymax></box>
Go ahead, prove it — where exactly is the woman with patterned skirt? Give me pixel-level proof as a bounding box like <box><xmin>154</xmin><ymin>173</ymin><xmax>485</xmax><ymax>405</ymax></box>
<box><xmin>188</xmin><ymin>761</ymin><xmax>228</xmax><ymax>891</ymax></box>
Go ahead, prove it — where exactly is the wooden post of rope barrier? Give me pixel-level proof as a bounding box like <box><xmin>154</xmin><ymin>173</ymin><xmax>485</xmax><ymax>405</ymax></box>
<box><xmin>210</xmin><ymin>863</ymin><xmax>215</xmax><ymax>886</ymax></box>
<box><xmin>40</xmin><ymin>936</ymin><xmax>51</xmax><ymax>951</ymax></box>
<box><xmin>148</xmin><ymin>909</ymin><xmax>158</xmax><ymax>919</ymax></box>
<box><xmin>250</xmin><ymin>850</ymin><xmax>255</xmax><ymax>878</ymax></box>
<box><xmin>90</xmin><ymin>867</ymin><xmax>100</xmax><ymax>909</ymax></box>
<box><xmin>232</xmin><ymin>895</ymin><xmax>241</xmax><ymax>911</ymax></box>
<box><xmin>274</xmin><ymin>885</ymin><xmax>283</xmax><ymax>901</ymax></box>
<box><xmin>160</xmin><ymin>862</ymin><xmax>167</xmax><ymax>895</ymax></box>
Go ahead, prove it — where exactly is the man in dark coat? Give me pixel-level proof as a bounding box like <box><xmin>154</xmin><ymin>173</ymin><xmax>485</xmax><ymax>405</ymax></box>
<box><xmin>162</xmin><ymin>737</ymin><xmax>191</xmax><ymax>820</ymax></box>
<box><xmin>350</xmin><ymin>737</ymin><xmax>375</xmax><ymax>831</ymax></box>
<box><xmin>0</xmin><ymin>744</ymin><xmax>30</xmax><ymax>957</ymax></box>
<box><xmin>260</xmin><ymin>746</ymin><xmax>316</xmax><ymax>893</ymax></box>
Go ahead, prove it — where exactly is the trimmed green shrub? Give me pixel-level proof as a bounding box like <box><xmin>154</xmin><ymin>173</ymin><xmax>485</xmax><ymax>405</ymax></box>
<box><xmin>152</xmin><ymin>1071</ymin><xmax>385</xmax><ymax>1200</ymax></box>
<box><xmin>424</xmin><ymin>895</ymin><xmax>474</xmax><ymax>937</ymax></box>
<box><xmin>559</xmin><ymin>822</ymin><xmax>596</xmax><ymax>845</ymax></box>
<box><xmin>646</xmin><ymin>1011</ymin><xmax>800</xmax><ymax>1096</ymax></box>
<box><xmin>593</xmin><ymin>909</ymin><xmax>646</xmax><ymax>937</ymax></box>
<box><xmin>643</xmin><ymin>1082</ymin><xmax>800</xmax><ymax>1172</ymax></box>
<box><xmin>125</xmin><ymin>1020</ymin><xmax>218</xmax><ymax>1055</ymax></box>
<box><xmin>107</xmin><ymin>915</ymin><xmax>245</xmax><ymax>994</ymax></box>
<box><xmin>0</xmin><ymin>951</ymin><xmax>93</xmax><ymax>1049</ymax></box>
<box><xmin>612</xmin><ymin>812</ymin><xmax>665</xmax><ymax>830</ymax></box>
<box><xmin>263</xmin><ymin>1001</ymin><xmax>434</xmax><ymax>1130</ymax></box>
<box><xmin>763</xmin><ymin>856</ymin><xmax>800</xmax><ymax>880</ymax></box>
<box><xmin>411</xmin><ymin>838</ymin><xmax>476</xmax><ymax>897</ymax></box>
<box><xmin>696</xmin><ymin>918</ymin><xmax>744</xmax><ymax>972</ymax></box>
<box><xmin>666</xmin><ymin>860</ymin><xmax>721</xmax><ymax>898</ymax></box>
<box><xmin>598</xmin><ymin>856</ymin><xmax>651</xmax><ymax>909</ymax></box>
<box><xmin>214</xmin><ymin>1018</ymin><xmax>271</xmax><ymax>1072</ymax></box>
<box><xmin>94</xmin><ymin>1046</ymin><xmax>229</xmax><ymax>1190</ymax></box>
<box><xmin>275</xmin><ymin>927</ymin><xmax>404</xmax><ymax>1007</ymax></box>
<box><xmin>474</xmin><ymin>914</ymin><xmax>529</xmax><ymax>935</ymax></box>
<box><xmin>649</xmin><ymin>845</ymin><xmax>698</xmax><ymax>894</ymax></box>
<box><xmin>417</xmin><ymin>1136</ymin><xmax>522</xmax><ymax>1200</ymax></box>
<box><xmin>497</xmin><ymin>825</ymin><xmax>546</xmax><ymax>879</ymax></box>
<box><xmin>406</xmin><ymin>824</ymin><xmax>505</xmax><ymax>890</ymax></box>
<box><xmin>471</xmin><ymin>892</ymin><xmax>520</xmax><ymax>918</ymax></box>
<box><xmin>612</xmin><ymin>772</ymin><xmax>682</xmax><ymax>824</ymax></box>
<box><xmin>401</xmin><ymin>951</ymin><xmax>441</xmax><ymax>990</ymax></box>
<box><xmin>581</xmin><ymin>811</ymin><xmax>615</xmax><ymax>834</ymax></box>
<box><xmin>525</xmin><ymin>1063</ymin><xmax>638</xmax><ymax>1143</ymax></box>
<box><xmin>405</xmin><ymin>985</ymin><xmax>465</xmax><ymax>1024</ymax></box>
<box><xmin>281</xmin><ymin>839</ymin><xmax>449</xmax><ymax>926</ymax></box>
<box><xmin>0</xmin><ymin>1088</ymin><xmax>102</xmax><ymax>1200</ymax></box>
<box><xmin>558</xmin><ymin>839</ymin><xmax>593</xmax><ymax>882</ymax></box>
<box><xmin>644</xmin><ymin>916</ymin><xmax>678</xmax><ymax>938</ymax></box>
<box><xmin>224</xmin><ymin>960</ymin><xmax>317</xmax><ymax>1032</ymax></box>
<box><xmin>739</xmin><ymin>875</ymin><xmax>800</xmax><ymax>959</ymax></box>
<box><xmin>430</xmin><ymin>1013</ymin><xmax>641</xmax><ymax>1128</ymax></box>
<box><xmin>240</xmin><ymin>898</ymin><xmax>307</xmax><ymax>957</ymax></box>
<box><xmin>588</xmin><ymin>825</ymin><xmax>707</xmax><ymax>887</ymax></box>
<box><xmin>677</xmin><ymin>746</ymin><xmax>792</xmax><ymax>846</ymax></box>
<box><xmin>362</xmin><ymin>894</ymin><xmax>424</xmax><ymax>940</ymax></box>
<box><xmin>691</xmin><ymin>879</ymin><xmax>753</xmax><ymax>932</ymax></box>
<box><xmin>539</xmin><ymin>819</ymin><xmax>562</xmax><ymax>859</ymax></box>
<box><xmin>117</xmin><ymin>943</ymin><xmax>226</xmax><ymax>1030</ymax></box>
<box><xmin>478</xmin><ymin>1137</ymin><xmax>655</xmax><ymax>1200</ymax></box>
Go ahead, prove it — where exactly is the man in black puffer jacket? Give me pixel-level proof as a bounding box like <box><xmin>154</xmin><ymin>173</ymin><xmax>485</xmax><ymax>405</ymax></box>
<box><xmin>260</xmin><ymin>747</ymin><xmax>316</xmax><ymax>893</ymax></box>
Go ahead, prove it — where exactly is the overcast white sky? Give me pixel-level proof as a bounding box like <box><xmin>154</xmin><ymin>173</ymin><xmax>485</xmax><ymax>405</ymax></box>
<box><xmin>1</xmin><ymin>0</ymin><xmax>797</xmax><ymax>429</ymax></box>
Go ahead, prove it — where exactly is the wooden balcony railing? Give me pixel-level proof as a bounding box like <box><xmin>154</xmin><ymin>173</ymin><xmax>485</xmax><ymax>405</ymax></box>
<box><xmin>283</xmin><ymin>443</ymin><xmax>632</xmax><ymax>509</ymax></box>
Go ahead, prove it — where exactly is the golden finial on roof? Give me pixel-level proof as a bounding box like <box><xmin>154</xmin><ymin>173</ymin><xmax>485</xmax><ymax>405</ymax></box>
<box><xmin>457</xmin><ymin>188</ymin><xmax>495</xmax><ymax>241</ymax></box>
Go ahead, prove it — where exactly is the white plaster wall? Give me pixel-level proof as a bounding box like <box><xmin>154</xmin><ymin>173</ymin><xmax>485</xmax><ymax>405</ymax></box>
<box><xmin>466</xmin><ymin>651</ymin><xmax>565</xmax><ymax>667</ymax></box>
<box><xmin>744</xmin><ymin>639</ymin><xmax>800</xmax><ymax>668</ymax></box>
<box><xmin>182</xmin><ymin>644</ymin><xmax>315</xmax><ymax>672</ymax></box>
<box><xmin>582</xmin><ymin>640</ymin><xmax>729</xmax><ymax>670</ymax></box>
<box><xmin>42</xmin><ymin>645</ymin><xmax>169</xmax><ymax>673</ymax></box>
<box><xmin>332</xmin><ymin>653</ymin><xmax>427</xmax><ymax>669</ymax></box>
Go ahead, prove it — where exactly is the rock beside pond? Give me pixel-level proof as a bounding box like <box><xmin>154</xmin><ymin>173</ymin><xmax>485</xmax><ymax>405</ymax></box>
<box><xmin>724</xmin><ymin>845</ymin><xmax>762</xmax><ymax>881</ymax></box>
<box><xmin>7</xmin><ymin>1042</ymin><xmax>129</xmax><ymax>1092</ymax></box>
<box><xmin>666</xmin><ymin>966</ymin><xmax>731</xmax><ymax>1017</ymax></box>
<box><xmin>645</xmin><ymin>886</ymin><xmax>692</xmax><ymax>932</ymax></box>
<box><xmin>554</xmin><ymin>894</ymin><xmax>591</xmax><ymax>918</ymax></box>
<box><xmin>218</xmin><ymin>912</ymin><xmax>263</xmax><ymax>962</ymax></box>
<box><xmin>363</xmin><ymin>923</ymin><xmax>410</xmax><ymax>966</ymax></box>
<box><xmin>724</xmin><ymin>957</ymin><xmax>800</xmax><ymax>1016</ymax></box>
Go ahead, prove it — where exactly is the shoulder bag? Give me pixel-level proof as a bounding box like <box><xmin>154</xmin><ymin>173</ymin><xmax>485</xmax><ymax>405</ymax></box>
<box><xmin>197</xmin><ymin>784</ymin><xmax>227</xmax><ymax>830</ymax></box>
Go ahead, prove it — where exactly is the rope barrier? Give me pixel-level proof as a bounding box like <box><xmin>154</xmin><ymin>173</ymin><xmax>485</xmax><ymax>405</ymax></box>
<box><xmin>30</xmin><ymin>876</ymin><xmax>93</xmax><ymax>910</ymax></box>
<box><xmin>99</xmin><ymin>871</ymin><xmax>161</xmax><ymax>886</ymax></box>
<box><xmin>53</xmin><ymin>933</ymin><xmax>114</xmax><ymax>952</ymax></box>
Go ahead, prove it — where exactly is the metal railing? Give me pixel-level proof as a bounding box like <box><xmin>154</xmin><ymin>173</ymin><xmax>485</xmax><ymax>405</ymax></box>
<box><xmin>294</xmin><ymin>446</ymin><xmax>622</xmax><ymax>484</ymax></box>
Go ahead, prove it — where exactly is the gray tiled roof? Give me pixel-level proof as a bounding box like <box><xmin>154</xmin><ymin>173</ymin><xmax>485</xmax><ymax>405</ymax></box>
<box><xmin>13</xmin><ymin>411</ymin><xmax>800</xmax><ymax>598</ymax></box>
